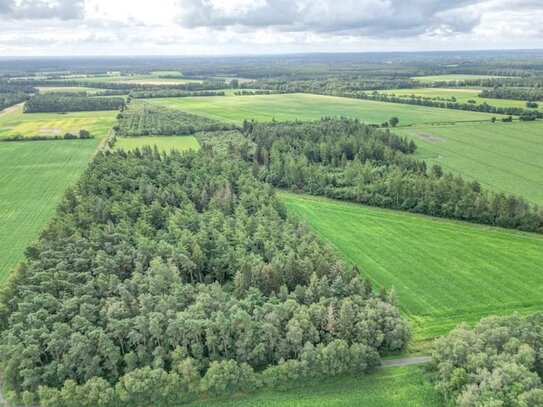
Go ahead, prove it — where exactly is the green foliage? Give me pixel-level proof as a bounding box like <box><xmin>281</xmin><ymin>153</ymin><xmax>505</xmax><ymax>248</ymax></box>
<box><xmin>24</xmin><ymin>93</ymin><xmax>124</xmax><ymax>113</ymax></box>
<box><xmin>0</xmin><ymin>147</ymin><xmax>409</xmax><ymax>403</ymax></box>
<box><xmin>116</xmin><ymin>100</ymin><xmax>236</xmax><ymax>136</ymax></box>
<box><xmin>431</xmin><ymin>313</ymin><xmax>543</xmax><ymax>406</ymax></box>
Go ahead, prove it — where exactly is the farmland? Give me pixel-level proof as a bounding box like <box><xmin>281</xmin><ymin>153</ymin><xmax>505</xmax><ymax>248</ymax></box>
<box><xmin>0</xmin><ymin>139</ymin><xmax>99</xmax><ymax>283</ymax></box>
<box><xmin>379</xmin><ymin>87</ymin><xmax>541</xmax><ymax>110</ymax></box>
<box><xmin>114</xmin><ymin>135</ymin><xmax>200</xmax><ymax>152</ymax></box>
<box><xmin>49</xmin><ymin>71</ymin><xmax>203</xmax><ymax>85</ymax></box>
<box><xmin>189</xmin><ymin>365</ymin><xmax>441</xmax><ymax>407</ymax></box>
<box><xmin>399</xmin><ymin>121</ymin><xmax>543</xmax><ymax>205</ymax></box>
<box><xmin>411</xmin><ymin>74</ymin><xmax>508</xmax><ymax>83</ymax></box>
<box><xmin>279</xmin><ymin>191</ymin><xmax>543</xmax><ymax>341</ymax></box>
<box><xmin>0</xmin><ymin>104</ymin><xmax>117</xmax><ymax>138</ymax></box>
<box><xmin>146</xmin><ymin>93</ymin><xmax>501</xmax><ymax>126</ymax></box>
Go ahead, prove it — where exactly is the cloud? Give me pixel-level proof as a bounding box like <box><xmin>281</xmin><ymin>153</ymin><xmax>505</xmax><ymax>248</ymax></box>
<box><xmin>176</xmin><ymin>0</ymin><xmax>483</xmax><ymax>37</ymax></box>
<box><xmin>0</xmin><ymin>0</ymin><xmax>84</xmax><ymax>20</ymax></box>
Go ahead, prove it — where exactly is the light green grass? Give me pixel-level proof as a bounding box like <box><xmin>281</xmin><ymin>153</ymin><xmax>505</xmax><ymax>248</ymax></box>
<box><xmin>146</xmin><ymin>93</ymin><xmax>501</xmax><ymax>126</ymax></box>
<box><xmin>381</xmin><ymin>87</ymin><xmax>540</xmax><ymax>110</ymax></box>
<box><xmin>49</xmin><ymin>73</ymin><xmax>202</xmax><ymax>85</ymax></box>
<box><xmin>0</xmin><ymin>104</ymin><xmax>117</xmax><ymax>138</ymax></box>
<box><xmin>0</xmin><ymin>139</ymin><xmax>99</xmax><ymax>284</ymax></box>
<box><xmin>412</xmin><ymin>74</ymin><xmax>508</xmax><ymax>83</ymax></box>
<box><xmin>188</xmin><ymin>365</ymin><xmax>441</xmax><ymax>407</ymax></box>
<box><xmin>279</xmin><ymin>191</ymin><xmax>543</xmax><ymax>341</ymax></box>
<box><xmin>398</xmin><ymin>121</ymin><xmax>543</xmax><ymax>205</ymax></box>
<box><xmin>114</xmin><ymin>136</ymin><xmax>200</xmax><ymax>152</ymax></box>
<box><xmin>37</xmin><ymin>86</ymin><xmax>105</xmax><ymax>94</ymax></box>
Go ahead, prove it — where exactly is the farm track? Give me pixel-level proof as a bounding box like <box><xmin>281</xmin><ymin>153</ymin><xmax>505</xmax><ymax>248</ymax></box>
<box><xmin>381</xmin><ymin>356</ymin><xmax>432</xmax><ymax>367</ymax></box>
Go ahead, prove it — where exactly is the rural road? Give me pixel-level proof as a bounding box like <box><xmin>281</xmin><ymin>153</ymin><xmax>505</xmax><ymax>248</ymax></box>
<box><xmin>381</xmin><ymin>356</ymin><xmax>432</xmax><ymax>367</ymax></box>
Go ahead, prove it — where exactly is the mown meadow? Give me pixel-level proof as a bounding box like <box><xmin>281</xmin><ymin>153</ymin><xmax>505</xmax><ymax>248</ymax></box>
<box><xmin>279</xmin><ymin>191</ymin><xmax>543</xmax><ymax>341</ymax></box>
<box><xmin>145</xmin><ymin>93</ymin><xmax>500</xmax><ymax>126</ymax></box>
<box><xmin>0</xmin><ymin>139</ymin><xmax>99</xmax><ymax>283</ymax></box>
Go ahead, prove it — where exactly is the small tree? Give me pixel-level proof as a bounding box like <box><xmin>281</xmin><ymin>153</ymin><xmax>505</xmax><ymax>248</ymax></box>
<box><xmin>389</xmin><ymin>117</ymin><xmax>399</xmax><ymax>127</ymax></box>
<box><xmin>229</xmin><ymin>79</ymin><xmax>239</xmax><ymax>89</ymax></box>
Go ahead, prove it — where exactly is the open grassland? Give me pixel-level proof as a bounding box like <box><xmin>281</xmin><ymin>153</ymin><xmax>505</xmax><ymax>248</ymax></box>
<box><xmin>146</xmin><ymin>93</ymin><xmax>501</xmax><ymax>126</ymax></box>
<box><xmin>49</xmin><ymin>72</ymin><xmax>203</xmax><ymax>85</ymax></box>
<box><xmin>0</xmin><ymin>139</ymin><xmax>99</xmax><ymax>284</ymax></box>
<box><xmin>412</xmin><ymin>74</ymin><xmax>508</xmax><ymax>83</ymax></box>
<box><xmin>189</xmin><ymin>365</ymin><xmax>441</xmax><ymax>407</ymax></box>
<box><xmin>279</xmin><ymin>192</ymin><xmax>543</xmax><ymax>341</ymax></box>
<box><xmin>399</xmin><ymin>121</ymin><xmax>543</xmax><ymax>205</ymax></box>
<box><xmin>380</xmin><ymin>87</ymin><xmax>541</xmax><ymax>110</ymax></box>
<box><xmin>37</xmin><ymin>86</ymin><xmax>105</xmax><ymax>94</ymax></box>
<box><xmin>0</xmin><ymin>104</ymin><xmax>117</xmax><ymax>138</ymax></box>
<box><xmin>114</xmin><ymin>136</ymin><xmax>200</xmax><ymax>152</ymax></box>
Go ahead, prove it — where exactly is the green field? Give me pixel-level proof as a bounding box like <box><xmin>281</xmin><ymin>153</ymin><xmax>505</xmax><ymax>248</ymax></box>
<box><xmin>412</xmin><ymin>74</ymin><xmax>508</xmax><ymax>83</ymax></box>
<box><xmin>189</xmin><ymin>365</ymin><xmax>441</xmax><ymax>407</ymax></box>
<box><xmin>0</xmin><ymin>104</ymin><xmax>117</xmax><ymax>138</ymax></box>
<box><xmin>114</xmin><ymin>136</ymin><xmax>200</xmax><ymax>152</ymax></box>
<box><xmin>146</xmin><ymin>93</ymin><xmax>501</xmax><ymax>126</ymax></box>
<box><xmin>49</xmin><ymin>72</ymin><xmax>203</xmax><ymax>85</ymax></box>
<box><xmin>37</xmin><ymin>86</ymin><xmax>105</xmax><ymax>94</ymax></box>
<box><xmin>398</xmin><ymin>121</ymin><xmax>543</xmax><ymax>205</ymax></box>
<box><xmin>279</xmin><ymin>192</ymin><xmax>543</xmax><ymax>341</ymax></box>
<box><xmin>0</xmin><ymin>139</ymin><xmax>99</xmax><ymax>283</ymax></box>
<box><xmin>380</xmin><ymin>87</ymin><xmax>540</xmax><ymax>110</ymax></box>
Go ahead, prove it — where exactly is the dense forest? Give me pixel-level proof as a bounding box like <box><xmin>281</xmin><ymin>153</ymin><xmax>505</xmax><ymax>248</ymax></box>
<box><xmin>116</xmin><ymin>100</ymin><xmax>236</xmax><ymax>136</ymax></box>
<box><xmin>245</xmin><ymin>118</ymin><xmax>543</xmax><ymax>233</ymax></box>
<box><xmin>24</xmin><ymin>94</ymin><xmax>125</xmax><ymax>113</ymax></box>
<box><xmin>0</xmin><ymin>81</ymin><xmax>36</xmax><ymax>110</ymax></box>
<box><xmin>0</xmin><ymin>145</ymin><xmax>409</xmax><ymax>406</ymax></box>
<box><xmin>431</xmin><ymin>313</ymin><xmax>543</xmax><ymax>406</ymax></box>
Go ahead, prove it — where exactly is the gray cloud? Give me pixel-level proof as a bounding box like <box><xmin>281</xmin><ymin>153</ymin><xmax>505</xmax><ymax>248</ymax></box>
<box><xmin>176</xmin><ymin>0</ymin><xmax>484</xmax><ymax>37</ymax></box>
<box><xmin>0</xmin><ymin>0</ymin><xmax>84</xmax><ymax>20</ymax></box>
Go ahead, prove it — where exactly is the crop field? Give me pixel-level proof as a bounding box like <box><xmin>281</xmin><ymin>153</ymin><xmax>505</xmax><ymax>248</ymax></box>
<box><xmin>0</xmin><ymin>104</ymin><xmax>117</xmax><ymax>138</ymax></box>
<box><xmin>0</xmin><ymin>139</ymin><xmax>99</xmax><ymax>284</ymax></box>
<box><xmin>189</xmin><ymin>365</ymin><xmax>441</xmax><ymax>407</ymax></box>
<box><xmin>49</xmin><ymin>71</ymin><xmax>203</xmax><ymax>85</ymax></box>
<box><xmin>412</xmin><ymin>74</ymin><xmax>508</xmax><ymax>83</ymax></box>
<box><xmin>114</xmin><ymin>135</ymin><xmax>200</xmax><ymax>152</ymax></box>
<box><xmin>279</xmin><ymin>192</ymin><xmax>543</xmax><ymax>341</ymax></box>
<box><xmin>380</xmin><ymin>87</ymin><xmax>541</xmax><ymax>110</ymax></box>
<box><xmin>399</xmin><ymin>121</ymin><xmax>543</xmax><ymax>205</ymax></box>
<box><xmin>37</xmin><ymin>86</ymin><xmax>105</xmax><ymax>94</ymax></box>
<box><xmin>146</xmin><ymin>93</ymin><xmax>501</xmax><ymax>126</ymax></box>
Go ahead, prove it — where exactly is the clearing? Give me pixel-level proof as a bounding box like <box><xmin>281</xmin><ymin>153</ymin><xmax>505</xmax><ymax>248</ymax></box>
<box><xmin>0</xmin><ymin>104</ymin><xmax>117</xmax><ymax>138</ymax></box>
<box><xmin>412</xmin><ymin>74</ymin><xmax>509</xmax><ymax>83</ymax></box>
<box><xmin>0</xmin><ymin>139</ymin><xmax>99</xmax><ymax>284</ymax></box>
<box><xmin>114</xmin><ymin>136</ymin><xmax>200</xmax><ymax>152</ymax></box>
<box><xmin>279</xmin><ymin>191</ymin><xmax>543</xmax><ymax>341</ymax></box>
<box><xmin>188</xmin><ymin>365</ymin><xmax>441</xmax><ymax>407</ymax></box>
<box><xmin>398</xmin><ymin>120</ymin><xmax>543</xmax><ymax>205</ymax></box>
<box><xmin>145</xmin><ymin>93</ymin><xmax>501</xmax><ymax>126</ymax></box>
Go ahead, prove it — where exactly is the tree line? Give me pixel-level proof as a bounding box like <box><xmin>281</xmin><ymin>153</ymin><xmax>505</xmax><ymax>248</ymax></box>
<box><xmin>0</xmin><ymin>146</ymin><xmax>409</xmax><ymax>405</ymax></box>
<box><xmin>245</xmin><ymin>118</ymin><xmax>543</xmax><ymax>233</ymax></box>
<box><xmin>479</xmin><ymin>86</ymin><xmax>543</xmax><ymax>101</ymax></box>
<box><xmin>24</xmin><ymin>93</ymin><xmax>125</xmax><ymax>113</ymax></box>
<box><xmin>115</xmin><ymin>100</ymin><xmax>236</xmax><ymax>136</ymax></box>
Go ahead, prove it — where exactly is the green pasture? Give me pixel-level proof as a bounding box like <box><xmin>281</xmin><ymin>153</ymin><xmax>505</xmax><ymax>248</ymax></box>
<box><xmin>399</xmin><ymin>120</ymin><xmax>543</xmax><ymax>205</ymax></box>
<box><xmin>189</xmin><ymin>365</ymin><xmax>440</xmax><ymax>407</ymax></box>
<box><xmin>0</xmin><ymin>139</ymin><xmax>99</xmax><ymax>284</ymax></box>
<box><xmin>279</xmin><ymin>192</ymin><xmax>543</xmax><ymax>341</ymax></box>
<box><xmin>146</xmin><ymin>93</ymin><xmax>501</xmax><ymax>126</ymax></box>
<box><xmin>412</xmin><ymin>74</ymin><xmax>508</xmax><ymax>83</ymax></box>
<box><xmin>114</xmin><ymin>135</ymin><xmax>200</xmax><ymax>152</ymax></box>
<box><xmin>37</xmin><ymin>86</ymin><xmax>105</xmax><ymax>94</ymax></box>
<box><xmin>49</xmin><ymin>72</ymin><xmax>203</xmax><ymax>85</ymax></box>
<box><xmin>380</xmin><ymin>87</ymin><xmax>540</xmax><ymax>110</ymax></box>
<box><xmin>0</xmin><ymin>104</ymin><xmax>117</xmax><ymax>138</ymax></box>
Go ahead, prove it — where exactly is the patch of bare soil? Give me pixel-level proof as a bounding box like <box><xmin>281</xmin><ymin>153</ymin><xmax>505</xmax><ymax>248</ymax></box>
<box><xmin>37</xmin><ymin>128</ymin><xmax>63</xmax><ymax>134</ymax></box>
<box><xmin>407</xmin><ymin>130</ymin><xmax>445</xmax><ymax>142</ymax></box>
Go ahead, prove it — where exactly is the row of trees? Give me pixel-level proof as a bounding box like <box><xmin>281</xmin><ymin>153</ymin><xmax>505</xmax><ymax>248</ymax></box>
<box><xmin>115</xmin><ymin>100</ymin><xmax>236</xmax><ymax>136</ymax></box>
<box><xmin>479</xmin><ymin>86</ymin><xmax>543</xmax><ymax>101</ymax></box>
<box><xmin>2</xmin><ymin>129</ymin><xmax>92</xmax><ymax>142</ymax></box>
<box><xmin>11</xmin><ymin>79</ymin><xmax>230</xmax><ymax>91</ymax></box>
<box><xmin>431</xmin><ymin>313</ymin><xmax>543</xmax><ymax>406</ymax></box>
<box><xmin>129</xmin><ymin>90</ymin><xmax>225</xmax><ymax>98</ymax></box>
<box><xmin>0</xmin><ymin>146</ymin><xmax>409</xmax><ymax>405</ymax></box>
<box><xmin>24</xmin><ymin>94</ymin><xmax>125</xmax><ymax>113</ymax></box>
<box><xmin>244</xmin><ymin>118</ymin><xmax>543</xmax><ymax>233</ymax></box>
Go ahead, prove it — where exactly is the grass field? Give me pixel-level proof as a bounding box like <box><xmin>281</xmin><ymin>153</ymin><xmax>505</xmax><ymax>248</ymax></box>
<box><xmin>37</xmin><ymin>86</ymin><xmax>105</xmax><ymax>94</ymax></box>
<box><xmin>49</xmin><ymin>72</ymin><xmax>203</xmax><ymax>85</ymax></box>
<box><xmin>188</xmin><ymin>365</ymin><xmax>441</xmax><ymax>407</ymax></box>
<box><xmin>380</xmin><ymin>87</ymin><xmax>540</xmax><ymax>110</ymax></box>
<box><xmin>146</xmin><ymin>93</ymin><xmax>501</xmax><ymax>126</ymax></box>
<box><xmin>114</xmin><ymin>136</ymin><xmax>200</xmax><ymax>152</ymax></box>
<box><xmin>398</xmin><ymin>121</ymin><xmax>543</xmax><ymax>205</ymax></box>
<box><xmin>0</xmin><ymin>139</ymin><xmax>99</xmax><ymax>284</ymax></box>
<box><xmin>412</xmin><ymin>74</ymin><xmax>508</xmax><ymax>83</ymax></box>
<box><xmin>279</xmin><ymin>192</ymin><xmax>543</xmax><ymax>341</ymax></box>
<box><xmin>0</xmin><ymin>104</ymin><xmax>117</xmax><ymax>138</ymax></box>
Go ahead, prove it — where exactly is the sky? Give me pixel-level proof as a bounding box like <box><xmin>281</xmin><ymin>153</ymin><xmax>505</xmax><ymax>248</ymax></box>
<box><xmin>0</xmin><ymin>0</ymin><xmax>542</xmax><ymax>56</ymax></box>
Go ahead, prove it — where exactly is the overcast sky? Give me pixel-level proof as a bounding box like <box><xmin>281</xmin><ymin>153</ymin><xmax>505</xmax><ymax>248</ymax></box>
<box><xmin>0</xmin><ymin>0</ymin><xmax>542</xmax><ymax>56</ymax></box>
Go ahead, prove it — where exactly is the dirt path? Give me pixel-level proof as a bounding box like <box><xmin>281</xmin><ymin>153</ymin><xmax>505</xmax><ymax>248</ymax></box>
<box><xmin>381</xmin><ymin>356</ymin><xmax>432</xmax><ymax>367</ymax></box>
